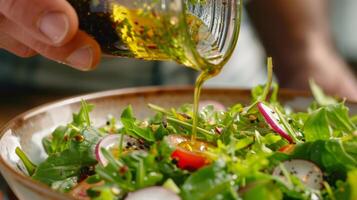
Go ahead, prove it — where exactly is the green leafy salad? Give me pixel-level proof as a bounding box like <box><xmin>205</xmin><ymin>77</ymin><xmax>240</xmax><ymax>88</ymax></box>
<box><xmin>16</xmin><ymin>67</ymin><xmax>357</xmax><ymax>200</ymax></box>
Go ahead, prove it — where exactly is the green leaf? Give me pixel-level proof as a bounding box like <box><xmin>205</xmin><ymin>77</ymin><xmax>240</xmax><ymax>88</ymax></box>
<box><xmin>303</xmin><ymin>108</ymin><xmax>331</xmax><ymax>141</ymax></box>
<box><xmin>347</xmin><ymin>170</ymin><xmax>357</xmax><ymax>200</ymax></box>
<box><xmin>92</xmin><ymin>188</ymin><xmax>115</xmax><ymax>200</ymax></box>
<box><xmin>49</xmin><ymin>126</ymin><xmax>69</xmax><ymax>154</ymax></box>
<box><xmin>72</xmin><ymin>100</ymin><xmax>94</xmax><ymax>127</ymax></box>
<box><xmin>291</xmin><ymin>140</ymin><xmax>357</xmax><ymax>176</ymax></box>
<box><xmin>242</xmin><ymin>181</ymin><xmax>283</xmax><ymax>200</ymax></box>
<box><xmin>181</xmin><ymin>161</ymin><xmax>237</xmax><ymax>200</ymax></box>
<box><xmin>309</xmin><ymin>79</ymin><xmax>337</xmax><ymax>106</ymax></box>
<box><xmin>121</xmin><ymin>106</ymin><xmax>155</xmax><ymax>142</ymax></box>
<box><xmin>15</xmin><ymin>147</ymin><xmax>37</xmax><ymax>176</ymax></box>
<box><xmin>32</xmin><ymin>127</ymin><xmax>100</xmax><ymax>185</ymax></box>
<box><xmin>325</xmin><ymin>103</ymin><xmax>356</xmax><ymax>133</ymax></box>
<box><xmin>163</xmin><ymin>179</ymin><xmax>180</xmax><ymax>193</ymax></box>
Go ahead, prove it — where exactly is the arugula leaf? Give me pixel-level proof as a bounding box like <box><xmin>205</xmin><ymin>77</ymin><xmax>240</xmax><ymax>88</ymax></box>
<box><xmin>96</xmin><ymin>149</ymin><xmax>163</xmax><ymax>195</ymax></box>
<box><xmin>45</xmin><ymin>126</ymin><xmax>70</xmax><ymax>154</ymax></box>
<box><xmin>291</xmin><ymin>140</ymin><xmax>357</xmax><ymax>176</ymax></box>
<box><xmin>304</xmin><ymin>103</ymin><xmax>356</xmax><ymax>141</ymax></box>
<box><xmin>42</xmin><ymin>101</ymin><xmax>96</xmax><ymax>156</ymax></box>
<box><xmin>72</xmin><ymin>100</ymin><xmax>94</xmax><ymax>127</ymax></box>
<box><xmin>181</xmin><ymin>161</ymin><xmax>238</xmax><ymax>200</ymax></box>
<box><xmin>242</xmin><ymin>180</ymin><xmax>283</xmax><ymax>200</ymax></box>
<box><xmin>92</xmin><ymin>188</ymin><xmax>115</xmax><ymax>200</ymax></box>
<box><xmin>347</xmin><ymin>170</ymin><xmax>357</xmax><ymax>200</ymax></box>
<box><xmin>304</xmin><ymin>108</ymin><xmax>331</xmax><ymax>141</ymax></box>
<box><xmin>325</xmin><ymin>103</ymin><xmax>356</xmax><ymax>133</ymax></box>
<box><xmin>333</xmin><ymin>170</ymin><xmax>357</xmax><ymax>200</ymax></box>
<box><xmin>32</xmin><ymin>127</ymin><xmax>100</xmax><ymax>186</ymax></box>
<box><xmin>121</xmin><ymin>106</ymin><xmax>155</xmax><ymax>142</ymax></box>
<box><xmin>309</xmin><ymin>79</ymin><xmax>338</xmax><ymax>106</ymax></box>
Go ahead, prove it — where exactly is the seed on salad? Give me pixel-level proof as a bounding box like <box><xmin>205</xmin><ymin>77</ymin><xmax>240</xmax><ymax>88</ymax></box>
<box><xmin>74</xmin><ymin>134</ymin><xmax>85</xmax><ymax>142</ymax></box>
<box><xmin>119</xmin><ymin>165</ymin><xmax>128</xmax><ymax>176</ymax></box>
<box><xmin>248</xmin><ymin>115</ymin><xmax>257</xmax><ymax>122</ymax></box>
<box><xmin>162</xmin><ymin>118</ymin><xmax>168</xmax><ymax>128</ymax></box>
<box><xmin>171</xmin><ymin>158</ymin><xmax>178</xmax><ymax>164</ymax></box>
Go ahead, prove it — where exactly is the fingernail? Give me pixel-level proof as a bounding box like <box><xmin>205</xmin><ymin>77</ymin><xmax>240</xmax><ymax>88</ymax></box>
<box><xmin>38</xmin><ymin>12</ymin><xmax>69</xmax><ymax>44</ymax></box>
<box><xmin>66</xmin><ymin>46</ymin><xmax>93</xmax><ymax>70</ymax></box>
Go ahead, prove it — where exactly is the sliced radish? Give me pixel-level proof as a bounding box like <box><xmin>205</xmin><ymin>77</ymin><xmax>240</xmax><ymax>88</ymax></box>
<box><xmin>257</xmin><ymin>102</ymin><xmax>293</xmax><ymax>143</ymax></box>
<box><xmin>199</xmin><ymin>100</ymin><xmax>226</xmax><ymax>112</ymax></box>
<box><xmin>125</xmin><ymin>186</ymin><xmax>181</xmax><ymax>200</ymax></box>
<box><xmin>95</xmin><ymin>134</ymin><xmax>146</xmax><ymax>166</ymax></box>
<box><xmin>273</xmin><ymin>159</ymin><xmax>323</xmax><ymax>190</ymax></box>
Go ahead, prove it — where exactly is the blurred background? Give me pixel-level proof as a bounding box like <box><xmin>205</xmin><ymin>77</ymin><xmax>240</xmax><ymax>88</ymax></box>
<box><xmin>0</xmin><ymin>0</ymin><xmax>357</xmax><ymax>126</ymax></box>
<box><xmin>0</xmin><ymin>0</ymin><xmax>357</xmax><ymax>198</ymax></box>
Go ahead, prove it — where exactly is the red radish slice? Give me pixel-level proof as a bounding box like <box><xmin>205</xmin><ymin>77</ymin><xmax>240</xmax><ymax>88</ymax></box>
<box><xmin>95</xmin><ymin>134</ymin><xmax>145</xmax><ymax>166</ymax></box>
<box><xmin>257</xmin><ymin>102</ymin><xmax>293</xmax><ymax>143</ymax></box>
<box><xmin>273</xmin><ymin>159</ymin><xmax>323</xmax><ymax>190</ymax></box>
<box><xmin>199</xmin><ymin>100</ymin><xmax>226</xmax><ymax>111</ymax></box>
<box><xmin>125</xmin><ymin>186</ymin><xmax>181</xmax><ymax>200</ymax></box>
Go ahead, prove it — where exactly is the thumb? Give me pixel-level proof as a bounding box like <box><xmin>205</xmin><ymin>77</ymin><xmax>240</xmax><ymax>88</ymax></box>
<box><xmin>0</xmin><ymin>0</ymin><xmax>78</xmax><ymax>46</ymax></box>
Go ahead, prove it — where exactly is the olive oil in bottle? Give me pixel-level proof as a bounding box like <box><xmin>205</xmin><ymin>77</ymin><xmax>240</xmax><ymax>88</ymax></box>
<box><xmin>68</xmin><ymin>0</ymin><xmax>241</xmax><ymax>144</ymax></box>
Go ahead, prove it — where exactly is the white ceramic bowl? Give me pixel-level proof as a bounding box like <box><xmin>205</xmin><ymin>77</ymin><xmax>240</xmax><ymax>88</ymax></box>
<box><xmin>0</xmin><ymin>87</ymin><xmax>355</xmax><ymax>200</ymax></box>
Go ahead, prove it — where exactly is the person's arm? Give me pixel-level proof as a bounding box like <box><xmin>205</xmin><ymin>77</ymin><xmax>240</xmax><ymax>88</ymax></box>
<box><xmin>0</xmin><ymin>0</ymin><xmax>101</xmax><ymax>70</ymax></box>
<box><xmin>246</xmin><ymin>0</ymin><xmax>357</xmax><ymax>101</ymax></box>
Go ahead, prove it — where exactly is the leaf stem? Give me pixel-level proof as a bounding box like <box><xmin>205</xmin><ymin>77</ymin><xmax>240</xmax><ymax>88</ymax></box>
<box><xmin>274</xmin><ymin>107</ymin><xmax>301</xmax><ymax>143</ymax></box>
<box><xmin>148</xmin><ymin>104</ymin><xmax>171</xmax><ymax>115</ymax></box>
<box><xmin>166</xmin><ymin>116</ymin><xmax>215</xmax><ymax>140</ymax></box>
<box><xmin>148</xmin><ymin>103</ymin><xmax>216</xmax><ymax>140</ymax></box>
<box><xmin>260</xmin><ymin>57</ymin><xmax>273</xmax><ymax>102</ymax></box>
<box><xmin>15</xmin><ymin>147</ymin><xmax>37</xmax><ymax>176</ymax></box>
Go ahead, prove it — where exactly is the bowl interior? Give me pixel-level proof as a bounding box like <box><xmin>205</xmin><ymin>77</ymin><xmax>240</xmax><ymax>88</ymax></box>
<box><xmin>0</xmin><ymin>87</ymin><xmax>356</xmax><ymax>199</ymax></box>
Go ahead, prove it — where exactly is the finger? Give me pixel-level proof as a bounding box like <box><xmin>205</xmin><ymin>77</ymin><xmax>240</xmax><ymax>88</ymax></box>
<box><xmin>0</xmin><ymin>33</ymin><xmax>37</xmax><ymax>58</ymax></box>
<box><xmin>0</xmin><ymin>0</ymin><xmax>78</xmax><ymax>46</ymax></box>
<box><xmin>0</xmin><ymin>18</ymin><xmax>101</xmax><ymax>70</ymax></box>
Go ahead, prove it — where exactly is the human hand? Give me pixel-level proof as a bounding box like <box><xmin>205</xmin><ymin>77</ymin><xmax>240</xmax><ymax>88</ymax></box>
<box><xmin>0</xmin><ymin>0</ymin><xmax>101</xmax><ymax>70</ymax></box>
<box><xmin>274</xmin><ymin>44</ymin><xmax>357</xmax><ymax>102</ymax></box>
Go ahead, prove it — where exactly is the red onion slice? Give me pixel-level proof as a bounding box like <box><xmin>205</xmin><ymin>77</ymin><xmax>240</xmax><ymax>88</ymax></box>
<box><xmin>125</xmin><ymin>186</ymin><xmax>181</xmax><ymax>200</ymax></box>
<box><xmin>273</xmin><ymin>159</ymin><xmax>323</xmax><ymax>190</ymax></box>
<box><xmin>257</xmin><ymin>102</ymin><xmax>293</xmax><ymax>143</ymax></box>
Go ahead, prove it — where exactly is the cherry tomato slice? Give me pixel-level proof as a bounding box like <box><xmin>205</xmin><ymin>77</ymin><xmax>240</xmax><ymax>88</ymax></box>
<box><xmin>278</xmin><ymin>144</ymin><xmax>296</xmax><ymax>154</ymax></box>
<box><xmin>166</xmin><ymin>134</ymin><xmax>212</xmax><ymax>171</ymax></box>
<box><xmin>171</xmin><ymin>148</ymin><xmax>210</xmax><ymax>171</ymax></box>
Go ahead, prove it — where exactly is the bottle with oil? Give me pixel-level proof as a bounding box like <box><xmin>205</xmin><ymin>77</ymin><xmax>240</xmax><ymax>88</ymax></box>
<box><xmin>68</xmin><ymin>0</ymin><xmax>241</xmax><ymax>71</ymax></box>
<box><xmin>68</xmin><ymin>0</ymin><xmax>241</xmax><ymax>145</ymax></box>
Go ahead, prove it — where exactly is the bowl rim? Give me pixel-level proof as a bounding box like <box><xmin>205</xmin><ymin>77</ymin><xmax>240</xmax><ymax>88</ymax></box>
<box><xmin>0</xmin><ymin>85</ymin><xmax>323</xmax><ymax>199</ymax></box>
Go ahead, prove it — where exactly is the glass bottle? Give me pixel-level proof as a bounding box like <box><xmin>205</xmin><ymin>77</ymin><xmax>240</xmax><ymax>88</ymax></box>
<box><xmin>67</xmin><ymin>0</ymin><xmax>242</xmax><ymax>71</ymax></box>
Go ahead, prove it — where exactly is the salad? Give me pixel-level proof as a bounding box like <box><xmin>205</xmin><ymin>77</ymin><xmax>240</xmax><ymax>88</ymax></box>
<box><xmin>16</xmin><ymin>67</ymin><xmax>356</xmax><ymax>200</ymax></box>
